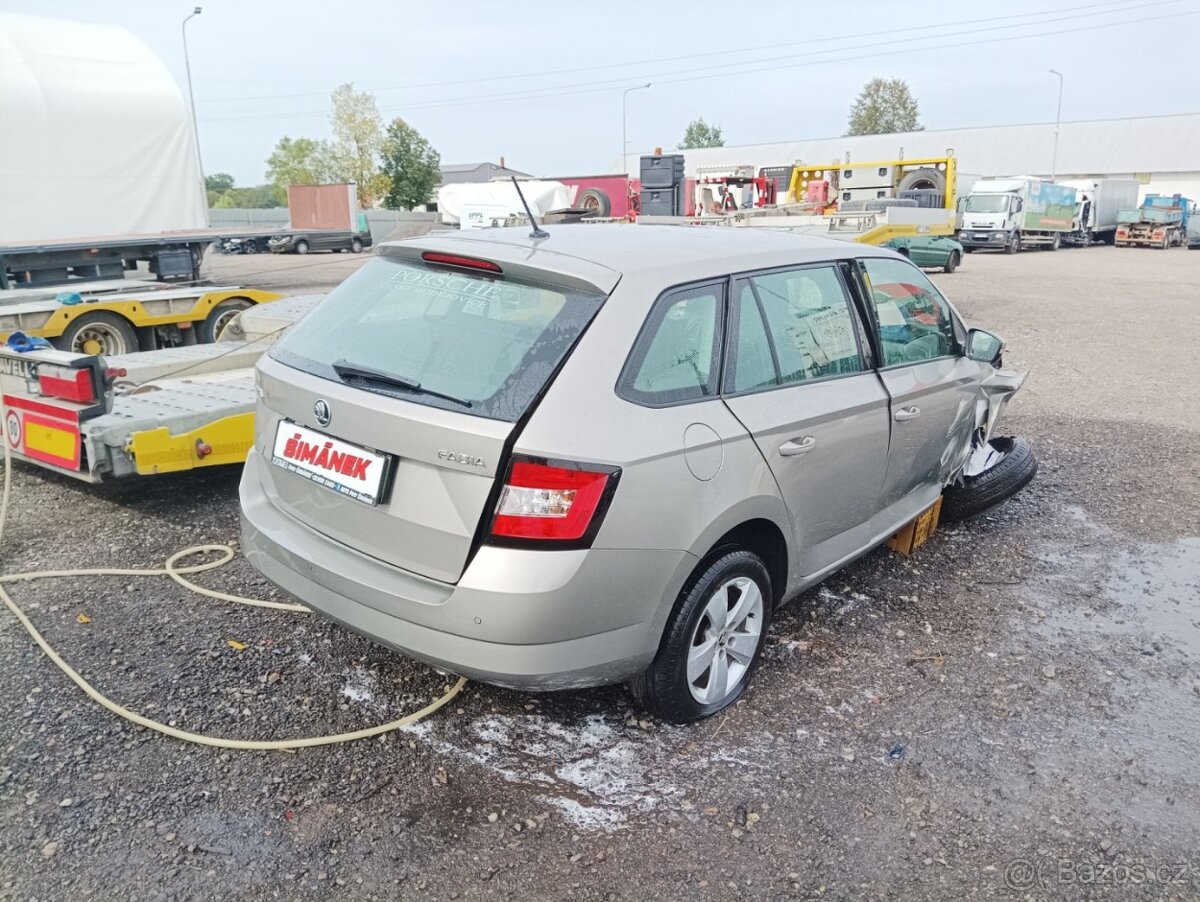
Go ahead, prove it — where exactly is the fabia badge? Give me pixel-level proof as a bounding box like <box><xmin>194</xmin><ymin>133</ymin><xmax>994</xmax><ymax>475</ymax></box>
<box><xmin>313</xmin><ymin>399</ymin><xmax>331</xmax><ymax>427</ymax></box>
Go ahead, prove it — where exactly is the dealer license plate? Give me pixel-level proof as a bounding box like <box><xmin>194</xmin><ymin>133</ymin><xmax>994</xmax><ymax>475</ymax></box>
<box><xmin>271</xmin><ymin>421</ymin><xmax>390</xmax><ymax>505</ymax></box>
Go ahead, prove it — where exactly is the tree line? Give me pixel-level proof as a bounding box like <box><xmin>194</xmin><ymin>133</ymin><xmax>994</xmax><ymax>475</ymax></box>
<box><xmin>207</xmin><ymin>83</ymin><xmax>441</xmax><ymax>210</ymax></box>
<box><xmin>205</xmin><ymin>78</ymin><xmax>921</xmax><ymax>208</ymax></box>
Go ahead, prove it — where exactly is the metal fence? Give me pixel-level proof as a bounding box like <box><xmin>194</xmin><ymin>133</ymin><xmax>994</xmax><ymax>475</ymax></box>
<box><xmin>207</xmin><ymin>208</ymin><xmax>439</xmax><ymax>243</ymax></box>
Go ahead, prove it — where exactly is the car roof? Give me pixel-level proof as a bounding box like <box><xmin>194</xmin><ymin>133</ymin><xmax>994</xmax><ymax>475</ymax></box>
<box><xmin>380</xmin><ymin>224</ymin><xmax>897</xmax><ymax>284</ymax></box>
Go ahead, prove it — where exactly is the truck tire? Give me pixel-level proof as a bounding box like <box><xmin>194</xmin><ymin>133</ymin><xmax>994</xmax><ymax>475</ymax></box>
<box><xmin>941</xmin><ymin>436</ymin><xmax>1038</xmax><ymax>523</ymax></box>
<box><xmin>350</xmin><ymin>237</ymin><xmax>363</xmax><ymax>254</ymax></box>
<box><xmin>897</xmin><ymin>168</ymin><xmax>946</xmax><ymax>194</ymax></box>
<box><xmin>198</xmin><ymin>298</ymin><xmax>253</xmax><ymax>343</ymax></box>
<box><xmin>943</xmin><ymin>250</ymin><xmax>961</xmax><ymax>273</ymax></box>
<box><xmin>1005</xmin><ymin>231</ymin><xmax>1020</xmax><ymax>254</ymax></box>
<box><xmin>577</xmin><ymin>188</ymin><xmax>612</xmax><ymax>217</ymax></box>
<box><xmin>56</xmin><ymin>311</ymin><xmax>138</xmax><ymax>357</ymax></box>
<box><xmin>294</xmin><ymin>239</ymin><xmax>310</xmax><ymax>255</ymax></box>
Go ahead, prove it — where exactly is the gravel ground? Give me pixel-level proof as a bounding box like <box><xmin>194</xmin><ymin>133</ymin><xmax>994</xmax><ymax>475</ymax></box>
<box><xmin>1</xmin><ymin>244</ymin><xmax>1198</xmax><ymax>901</ymax></box>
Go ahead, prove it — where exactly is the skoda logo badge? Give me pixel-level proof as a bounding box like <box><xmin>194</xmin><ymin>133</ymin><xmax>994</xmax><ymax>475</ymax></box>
<box><xmin>313</xmin><ymin>399</ymin><xmax>331</xmax><ymax>427</ymax></box>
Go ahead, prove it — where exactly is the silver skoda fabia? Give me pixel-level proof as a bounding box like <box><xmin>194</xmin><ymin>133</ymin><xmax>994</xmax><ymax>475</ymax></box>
<box><xmin>240</xmin><ymin>225</ymin><xmax>1032</xmax><ymax>722</ymax></box>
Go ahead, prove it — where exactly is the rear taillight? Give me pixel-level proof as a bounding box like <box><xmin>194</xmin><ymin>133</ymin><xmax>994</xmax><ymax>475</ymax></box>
<box><xmin>37</xmin><ymin>364</ymin><xmax>96</xmax><ymax>403</ymax></box>
<box><xmin>489</xmin><ymin>456</ymin><xmax>620</xmax><ymax>545</ymax></box>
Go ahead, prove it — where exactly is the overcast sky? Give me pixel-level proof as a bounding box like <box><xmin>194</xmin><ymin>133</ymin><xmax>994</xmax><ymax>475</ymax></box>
<box><xmin>8</xmin><ymin>0</ymin><xmax>1199</xmax><ymax>186</ymax></box>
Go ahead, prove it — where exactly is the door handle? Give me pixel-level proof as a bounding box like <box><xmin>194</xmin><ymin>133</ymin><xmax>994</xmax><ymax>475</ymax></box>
<box><xmin>779</xmin><ymin>436</ymin><xmax>817</xmax><ymax>456</ymax></box>
<box><xmin>893</xmin><ymin>406</ymin><xmax>921</xmax><ymax>422</ymax></box>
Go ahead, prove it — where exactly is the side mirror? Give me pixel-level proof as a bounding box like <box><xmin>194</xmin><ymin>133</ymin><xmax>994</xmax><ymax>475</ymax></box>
<box><xmin>966</xmin><ymin>328</ymin><xmax>1004</xmax><ymax>363</ymax></box>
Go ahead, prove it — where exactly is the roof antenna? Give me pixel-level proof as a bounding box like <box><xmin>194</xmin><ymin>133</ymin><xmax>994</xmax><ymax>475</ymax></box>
<box><xmin>511</xmin><ymin>176</ymin><xmax>549</xmax><ymax>239</ymax></box>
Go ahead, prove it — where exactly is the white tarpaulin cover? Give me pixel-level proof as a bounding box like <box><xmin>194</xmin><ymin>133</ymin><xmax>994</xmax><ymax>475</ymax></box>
<box><xmin>437</xmin><ymin>180</ymin><xmax>571</xmax><ymax>226</ymax></box>
<box><xmin>0</xmin><ymin>12</ymin><xmax>208</xmax><ymax>246</ymax></box>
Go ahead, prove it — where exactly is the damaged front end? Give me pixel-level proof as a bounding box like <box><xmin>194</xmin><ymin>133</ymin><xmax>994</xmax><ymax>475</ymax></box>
<box><xmin>949</xmin><ymin>357</ymin><xmax>1029</xmax><ymax>487</ymax></box>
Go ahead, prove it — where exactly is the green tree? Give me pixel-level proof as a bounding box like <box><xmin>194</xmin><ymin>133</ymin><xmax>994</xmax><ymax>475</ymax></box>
<box><xmin>380</xmin><ymin>118</ymin><xmax>441</xmax><ymax>210</ymax></box>
<box><xmin>327</xmin><ymin>83</ymin><xmax>388</xmax><ymax>207</ymax></box>
<box><xmin>265</xmin><ymin>136</ymin><xmax>331</xmax><ymax>205</ymax></box>
<box><xmin>846</xmin><ymin>78</ymin><xmax>923</xmax><ymax>136</ymax></box>
<box><xmin>205</xmin><ymin>172</ymin><xmax>235</xmax><ymax>194</ymax></box>
<box><xmin>678</xmin><ymin>118</ymin><xmax>724</xmax><ymax>149</ymax></box>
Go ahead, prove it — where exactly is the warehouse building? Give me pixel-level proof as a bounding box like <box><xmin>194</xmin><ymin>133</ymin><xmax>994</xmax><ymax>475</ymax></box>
<box><xmin>622</xmin><ymin>113</ymin><xmax>1200</xmax><ymax>201</ymax></box>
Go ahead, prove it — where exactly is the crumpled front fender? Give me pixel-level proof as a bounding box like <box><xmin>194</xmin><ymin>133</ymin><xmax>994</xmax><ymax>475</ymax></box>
<box><xmin>977</xmin><ymin>367</ymin><xmax>1027</xmax><ymax>442</ymax></box>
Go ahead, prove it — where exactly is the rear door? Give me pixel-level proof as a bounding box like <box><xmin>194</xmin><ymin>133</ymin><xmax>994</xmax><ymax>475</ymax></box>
<box><xmin>721</xmin><ymin>264</ymin><xmax>892</xmax><ymax>576</ymax></box>
<box><xmin>854</xmin><ymin>255</ymin><xmax>978</xmax><ymax>513</ymax></box>
<box><xmin>256</xmin><ymin>251</ymin><xmax>607</xmax><ymax>584</ymax></box>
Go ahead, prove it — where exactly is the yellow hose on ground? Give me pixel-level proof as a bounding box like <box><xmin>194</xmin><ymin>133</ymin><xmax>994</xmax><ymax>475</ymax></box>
<box><xmin>0</xmin><ymin>440</ymin><xmax>465</xmax><ymax>750</ymax></box>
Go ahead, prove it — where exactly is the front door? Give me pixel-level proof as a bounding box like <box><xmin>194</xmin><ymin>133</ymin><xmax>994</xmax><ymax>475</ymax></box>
<box><xmin>721</xmin><ymin>265</ymin><xmax>892</xmax><ymax>577</ymax></box>
<box><xmin>855</xmin><ymin>256</ymin><xmax>979</xmax><ymax>518</ymax></box>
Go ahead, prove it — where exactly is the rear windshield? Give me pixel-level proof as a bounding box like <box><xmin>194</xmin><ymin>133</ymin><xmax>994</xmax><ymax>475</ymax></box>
<box><xmin>270</xmin><ymin>256</ymin><xmax>605</xmax><ymax>422</ymax></box>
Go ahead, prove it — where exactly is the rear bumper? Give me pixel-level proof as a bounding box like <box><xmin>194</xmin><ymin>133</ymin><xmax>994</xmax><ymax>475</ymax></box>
<box><xmin>239</xmin><ymin>450</ymin><xmax>694</xmax><ymax>690</ymax></box>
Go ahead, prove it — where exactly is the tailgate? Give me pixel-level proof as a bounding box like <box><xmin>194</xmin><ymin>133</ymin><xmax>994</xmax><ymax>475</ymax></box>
<box><xmin>256</xmin><ymin>354</ymin><xmax>509</xmax><ymax>584</ymax></box>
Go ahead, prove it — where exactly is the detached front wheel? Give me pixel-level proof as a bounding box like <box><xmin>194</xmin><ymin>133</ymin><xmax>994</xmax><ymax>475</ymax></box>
<box><xmin>941</xmin><ymin>436</ymin><xmax>1038</xmax><ymax>522</ymax></box>
<box><xmin>631</xmin><ymin>550</ymin><xmax>771</xmax><ymax>723</ymax></box>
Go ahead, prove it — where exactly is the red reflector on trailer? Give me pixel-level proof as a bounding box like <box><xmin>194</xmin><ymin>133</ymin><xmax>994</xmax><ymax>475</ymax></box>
<box><xmin>37</xmin><ymin>365</ymin><xmax>95</xmax><ymax>404</ymax></box>
<box><xmin>421</xmin><ymin>251</ymin><xmax>502</xmax><ymax>273</ymax></box>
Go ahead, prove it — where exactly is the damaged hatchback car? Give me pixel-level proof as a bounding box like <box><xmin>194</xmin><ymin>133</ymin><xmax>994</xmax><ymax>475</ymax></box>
<box><xmin>240</xmin><ymin>225</ymin><xmax>1034</xmax><ymax>723</ymax></box>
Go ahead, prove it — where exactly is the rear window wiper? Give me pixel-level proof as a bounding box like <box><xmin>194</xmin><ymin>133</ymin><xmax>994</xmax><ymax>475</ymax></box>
<box><xmin>331</xmin><ymin>359</ymin><xmax>473</xmax><ymax>408</ymax></box>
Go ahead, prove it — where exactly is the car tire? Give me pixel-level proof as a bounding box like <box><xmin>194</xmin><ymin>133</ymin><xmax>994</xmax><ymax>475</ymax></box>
<box><xmin>350</xmin><ymin>237</ymin><xmax>363</xmax><ymax>253</ymax></box>
<box><xmin>577</xmin><ymin>188</ymin><xmax>612</xmax><ymax>217</ymax></box>
<box><xmin>55</xmin><ymin>311</ymin><xmax>139</xmax><ymax>356</ymax></box>
<box><xmin>198</xmin><ymin>298</ymin><xmax>253</xmax><ymax>343</ymax></box>
<box><xmin>943</xmin><ymin>251</ymin><xmax>961</xmax><ymax>273</ymax></box>
<box><xmin>941</xmin><ymin>436</ymin><xmax>1038</xmax><ymax>523</ymax></box>
<box><xmin>294</xmin><ymin>239</ymin><xmax>310</xmax><ymax>255</ymax></box>
<box><xmin>630</xmin><ymin>549</ymin><xmax>772</xmax><ymax>724</ymax></box>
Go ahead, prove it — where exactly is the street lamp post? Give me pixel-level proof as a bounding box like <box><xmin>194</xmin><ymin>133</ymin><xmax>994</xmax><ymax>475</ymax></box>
<box><xmin>622</xmin><ymin>82</ymin><xmax>652</xmax><ymax>175</ymax></box>
<box><xmin>182</xmin><ymin>7</ymin><xmax>204</xmax><ymax>178</ymax></box>
<box><xmin>1049</xmin><ymin>69</ymin><xmax>1063</xmax><ymax>181</ymax></box>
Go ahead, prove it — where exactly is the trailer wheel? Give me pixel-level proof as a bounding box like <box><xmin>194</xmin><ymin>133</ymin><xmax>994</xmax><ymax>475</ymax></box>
<box><xmin>197</xmin><ymin>298</ymin><xmax>254</xmax><ymax>343</ymax></box>
<box><xmin>294</xmin><ymin>239</ymin><xmax>310</xmax><ymax>255</ymax></box>
<box><xmin>56</xmin><ymin>312</ymin><xmax>138</xmax><ymax>357</ymax></box>
<box><xmin>943</xmin><ymin>251</ymin><xmax>961</xmax><ymax>273</ymax></box>
<box><xmin>577</xmin><ymin>188</ymin><xmax>612</xmax><ymax>217</ymax></box>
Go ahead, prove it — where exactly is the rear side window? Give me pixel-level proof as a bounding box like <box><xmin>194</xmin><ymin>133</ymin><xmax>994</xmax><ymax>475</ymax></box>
<box><xmin>728</xmin><ymin>281</ymin><xmax>778</xmax><ymax>393</ymax></box>
<box><xmin>747</xmin><ymin>265</ymin><xmax>864</xmax><ymax>383</ymax></box>
<box><xmin>270</xmin><ymin>256</ymin><xmax>605</xmax><ymax>422</ymax></box>
<box><xmin>619</xmin><ymin>282</ymin><xmax>723</xmax><ymax>406</ymax></box>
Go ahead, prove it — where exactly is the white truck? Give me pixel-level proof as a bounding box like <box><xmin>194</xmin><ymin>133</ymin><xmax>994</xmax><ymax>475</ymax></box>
<box><xmin>956</xmin><ymin>177</ymin><xmax>1078</xmax><ymax>253</ymax></box>
<box><xmin>1059</xmin><ymin>179</ymin><xmax>1140</xmax><ymax>246</ymax></box>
